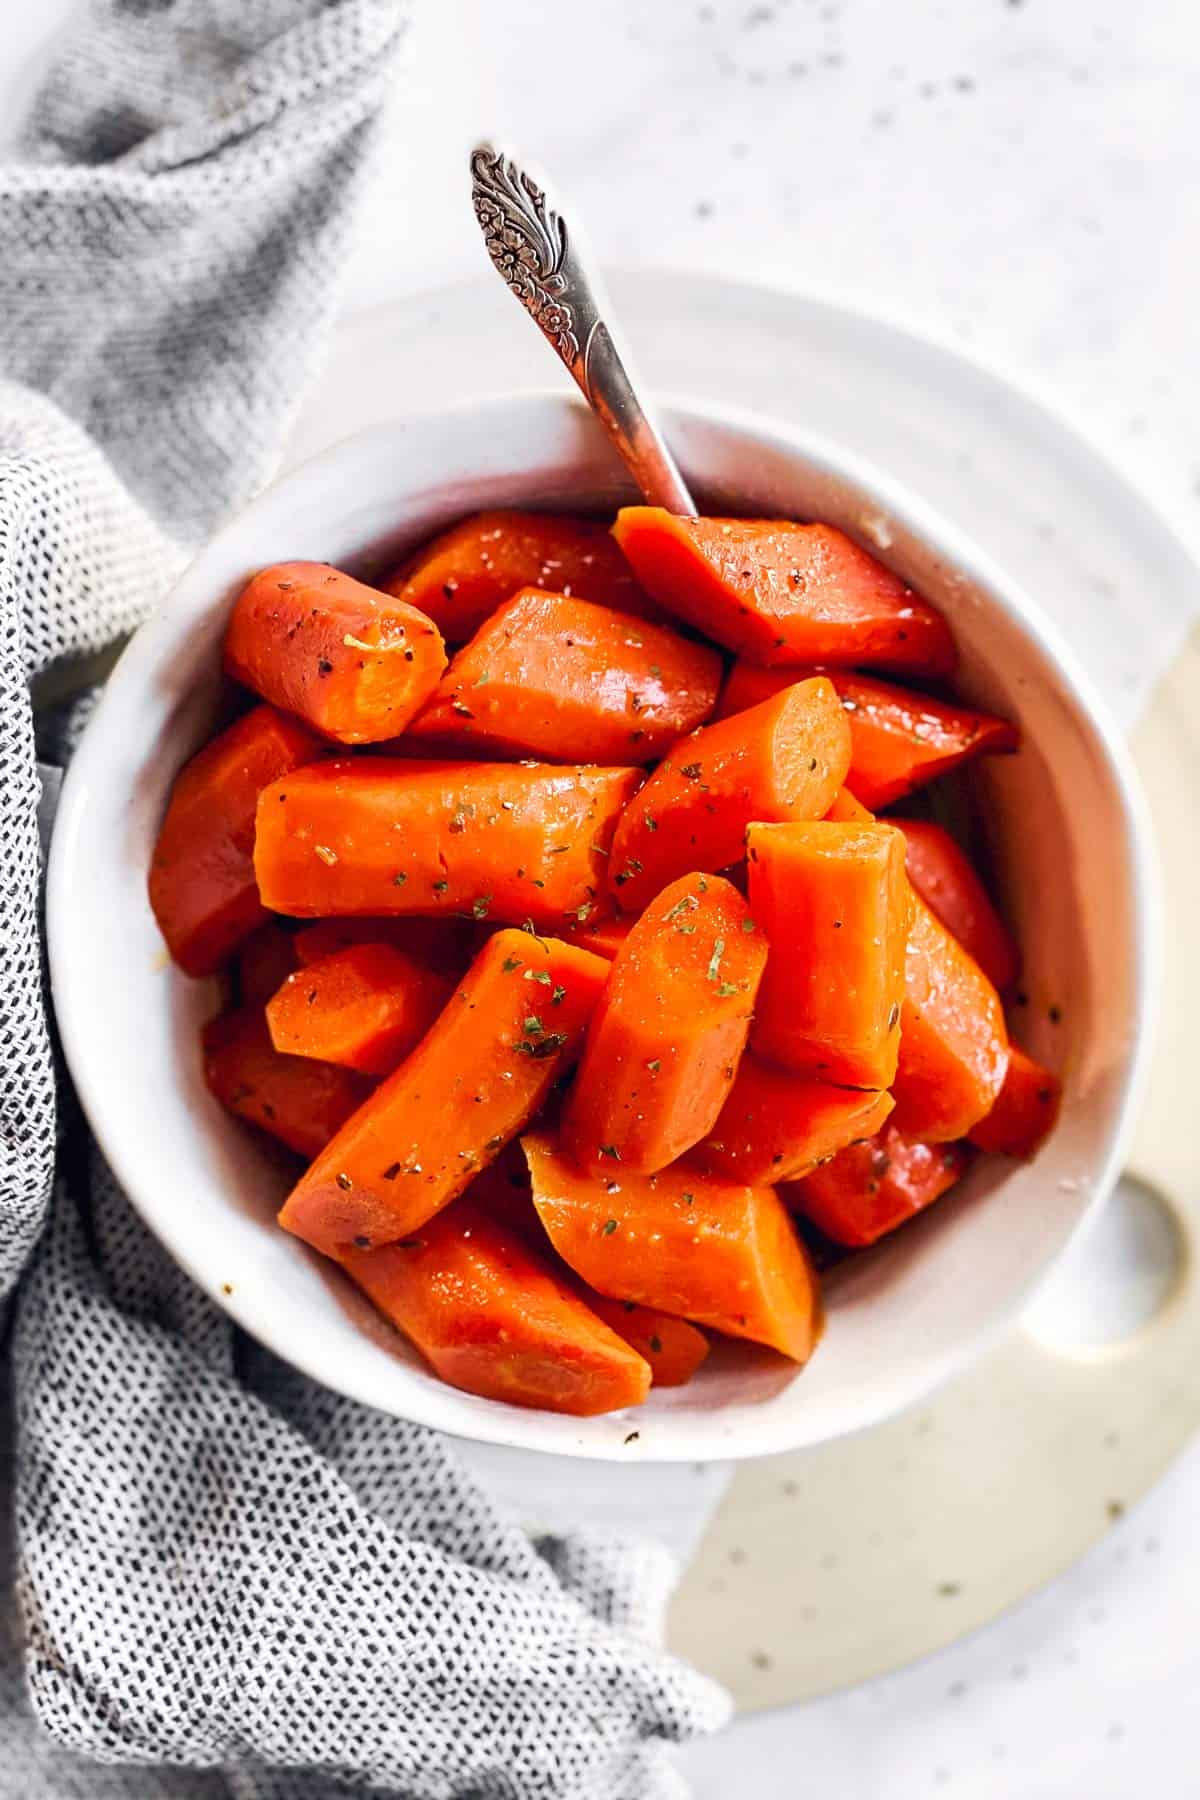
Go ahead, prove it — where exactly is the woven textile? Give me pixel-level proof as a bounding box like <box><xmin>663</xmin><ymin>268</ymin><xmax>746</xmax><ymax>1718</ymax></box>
<box><xmin>0</xmin><ymin>4</ymin><xmax>729</xmax><ymax>1794</ymax></box>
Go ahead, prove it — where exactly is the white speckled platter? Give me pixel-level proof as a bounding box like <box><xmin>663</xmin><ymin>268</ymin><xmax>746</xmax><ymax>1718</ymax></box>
<box><xmin>290</xmin><ymin>272</ymin><xmax>1198</xmax><ymax>1705</ymax></box>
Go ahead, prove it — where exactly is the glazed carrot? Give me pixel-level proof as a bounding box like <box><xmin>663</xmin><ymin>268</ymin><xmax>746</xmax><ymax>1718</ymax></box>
<box><xmin>606</xmin><ymin>678</ymin><xmax>851</xmax><ymax>913</ymax></box>
<box><xmin>254</xmin><ymin>759</ymin><xmax>641</xmax><ymax>933</ymax></box>
<box><xmin>224</xmin><ymin>562</ymin><xmax>446</xmax><ymax>745</ymax></box>
<box><xmin>823</xmin><ymin>786</ymin><xmax>874</xmax><ymax>823</ymax></box>
<box><xmin>340</xmin><ymin>1203</ymin><xmax>650</xmax><ymax>1416</ymax></box>
<box><xmin>968</xmin><ymin>1045</ymin><xmax>1062</xmax><ymax>1158</ymax></box>
<box><xmin>236</xmin><ymin>920</ymin><xmax>299</xmax><ymax>1007</ymax></box>
<box><xmin>202</xmin><ymin>1008</ymin><xmax>372</xmax><ymax>1160</ymax></box>
<box><xmin>711</xmin><ymin>660</ymin><xmax>793</xmax><ymax>721</ymax></box>
<box><xmin>565</xmin><ymin>914</ymin><xmax>636</xmax><ymax>961</ymax></box>
<box><xmin>386</xmin><ymin>509</ymin><xmax>662</xmax><ymax>641</ymax></box>
<box><xmin>561</xmin><ymin>874</ymin><xmax>767</xmax><ymax>1174</ymax></box>
<box><xmin>523</xmin><ymin>1133</ymin><xmax>822</xmax><ymax>1361</ymax></box>
<box><xmin>293</xmin><ymin>915</ymin><xmax>474</xmax><ymax>975</ymax></box>
<box><xmin>407</xmin><ymin>589</ymin><xmax>722</xmax><ymax>764</ymax></box>
<box><xmin>692</xmin><ymin>1055</ymin><xmax>894</xmax><ymax>1184</ymax></box>
<box><xmin>278</xmin><ymin>930</ymin><xmax>608</xmax><ymax>1257</ymax></box>
<box><xmin>613</xmin><ymin>508</ymin><xmax>956</xmax><ymax>675</ymax></box>
<box><xmin>890</xmin><ymin>892</ymin><xmax>1009</xmax><ymax>1140</ymax></box>
<box><xmin>266</xmin><ymin>944</ymin><xmax>452</xmax><ymax>1076</ymax></box>
<box><xmin>585</xmin><ymin>1296</ymin><xmax>710</xmax><ymax>1387</ymax></box>
<box><xmin>148</xmin><ymin>703</ymin><xmax>323</xmax><ymax>978</ymax></box>
<box><xmin>894</xmin><ymin>818</ymin><xmax>1020</xmax><ymax>993</ymax></box>
<box><xmin>786</xmin><ymin>1126</ymin><xmax>970</xmax><ymax>1248</ymax></box>
<box><xmin>464</xmin><ymin>1143</ymin><xmax>543</xmax><ymax>1242</ymax></box>
<box><xmin>747</xmin><ymin>821</ymin><xmax>910</xmax><ymax>1087</ymax></box>
<box><xmin>716</xmin><ymin>662</ymin><xmax>1018</xmax><ymax>810</ymax></box>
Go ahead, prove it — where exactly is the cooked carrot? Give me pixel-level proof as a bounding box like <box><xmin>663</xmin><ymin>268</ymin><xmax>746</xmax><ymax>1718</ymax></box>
<box><xmin>693</xmin><ymin>1055</ymin><xmax>894</xmax><ymax>1184</ymax></box>
<box><xmin>463</xmin><ymin>1143</ymin><xmax>543</xmax><ymax>1241</ymax></box>
<box><xmin>386</xmin><ymin>509</ymin><xmax>662</xmax><ymax>641</ymax></box>
<box><xmin>202</xmin><ymin>1007</ymin><xmax>372</xmax><ymax>1160</ymax></box>
<box><xmin>585</xmin><ymin>1296</ymin><xmax>710</xmax><ymax>1387</ymax></box>
<box><xmin>407</xmin><ymin>588</ymin><xmax>721</xmax><ymax>765</ymax></box>
<box><xmin>254</xmin><ymin>759</ymin><xmax>640</xmax><ymax>933</ymax></box>
<box><xmin>523</xmin><ymin>1133</ymin><xmax>822</xmax><ymax>1361</ymax></box>
<box><xmin>278</xmin><ymin>930</ymin><xmax>608</xmax><ymax>1257</ymax></box>
<box><xmin>561</xmin><ymin>873</ymin><xmax>767</xmax><ymax>1174</ymax></box>
<box><xmin>148</xmin><ymin>703</ymin><xmax>323</xmax><ymax>978</ymax></box>
<box><xmin>716</xmin><ymin>662</ymin><xmax>1018</xmax><ymax>810</ymax></box>
<box><xmin>786</xmin><ymin>1126</ymin><xmax>970</xmax><ymax>1247</ymax></box>
<box><xmin>293</xmin><ymin>915</ymin><xmax>474</xmax><ymax>975</ymax></box>
<box><xmin>612</xmin><ymin>508</ymin><xmax>956</xmax><ymax>675</ymax></box>
<box><xmin>224</xmin><ymin>562</ymin><xmax>446</xmax><ymax>745</ymax></box>
<box><xmin>565</xmin><ymin>913</ymin><xmax>636</xmax><ymax>961</ymax></box>
<box><xmin>236</xmin><ymin>921</ymin><xmax>299</xmax><ymax>1007</ymax></box>
<box><xmin>968</xmin><ymin>1045</ymin><xmax>1062</xmax><ymax>1158</ymax></box>
<box><xmin>266</xmin><ymin>944</ymin><xmax>452</xmax><ymax>1077</ymax></box>
<box><xmin>606</xmin><ymin>678</ymin><xmax>851</xmax><ymax>913</ymax></box>
<box><xmin>747</xmin><ymin>821</ymin><xmax>910</xmax><ymax>1088</ymax></box>
<box><xmin>340</xmin><ymin>1203</ymin><xmax>651</xmax><ymax>1415</ymax></box>
<box><xmin>823</xmin><ymin>786</ymin><xmax>874</xmax><ymax>823</ymax></box>
<box><xmin>890</xmin><ymin>892</ymin><xmax>1009</xmax><ymax>1140</ymax></box>
<box><xmin>894</xmin><ymin>818</ymin><xmax>1020</xmax><ymax>993</ymax></box>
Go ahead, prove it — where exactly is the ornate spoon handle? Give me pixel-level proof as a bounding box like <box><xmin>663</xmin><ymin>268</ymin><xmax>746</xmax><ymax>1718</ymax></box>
<box><xmin>469</xmin><ymin>141</ymin><xmax>697</xmax><ymax>515</ymax></box>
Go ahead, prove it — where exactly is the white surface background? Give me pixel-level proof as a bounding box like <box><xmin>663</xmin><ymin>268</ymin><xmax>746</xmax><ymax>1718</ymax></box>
<box><xmin>4</xmin><ymin>3</ymin><xmax>1199</xmax><ymax>1796</ymax></box>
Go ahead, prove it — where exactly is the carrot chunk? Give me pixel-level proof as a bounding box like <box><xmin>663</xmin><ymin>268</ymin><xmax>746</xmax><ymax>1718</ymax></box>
<box><xmin>894</xmin><ymin>818</ymin><xmax>1020</xmax><ymax>993</ymax></box>
<box><xmin>786</xmin><ymin>1126</ymin><xmax>970</xmax><ymax>1247</ymax></box>
<box><xmin>564</xmin><ymin>914</ymin><xmax>636</xmax><ymax>961</ymax></box>
<box><xmin>408</xmin><ymin>588</ymin><xmax>721</xmax><ymax>763</ymax></box>
<box><xmin>890</xmin><ymin>893</ymin><xmax>1009</xmax><ymax>1140</ymax></box>
<box><xmin>612</xmin><ymin>508</ymin><xmax>955</xmax><ymax>675</ymax></box>
<box><xmin>748</xmin><ymin>821</ymin><xmax>910</xmax><ymax>1088</ymax></box>
<box><xmin>523</xmin><ymin>1133</ymin><xmax>822</xmax><ymax>1362</ymax></box>
<box><xmin>266</xmin><ymin>944</ymin><xmax>452</xmax><ymax>1077</ymax></box>
<box><xmin>386</xmin><ymin>509</ymin><xmax>662</xmax><ymax>641</ymax></box>
<box><xmin>236</xmin><ymin>921</ymin><xmax>299</xmax><ymax>1007</ymax></box>
<box><xmin>340</xmin><ymin>1203</ymin><xmax>650</xmax><ymax>1415</ymax></box>
<box><xmin>254</xmin><ymin>759</ymin><xmax>640</xmax><ymax>932</ymax></box>
<box><xmin>606</xmin><ymin>677</ymin><xmax>851</xmax><ymax>912</ymax></box>
<box><xmin>693</xmin><ymin>1055</ymin><xmax>894</xmax><ymax>1184</ymax></box>
<box><xmin>202</xmin><ymin>1008</ymin><xmax>372</xmax><ymax>1160</ymax></box>
<box><xmin>224</xmin><ymin>562</ymin><xmax>446</xmax><ymax>744</ymax></box>
<box><xmin>715</xmin><ymin>662</ymin><xmax>1018</xmax><ymax>809</ymax></box>
<box><xmin>823</xmin><ymin>786</ymin><xmax>875</xmax><ymax>823</ymax></box>
<box><xmin>968</xmin><ymin>1045</ymin><xmax>1062</xmax><ymax>1158</ymax></box>
<box><xmin>584</xmin><ymin>1296</ymin><xmax>710</xmax><ymax>1387</ymax></box>
<box><xmin>148</xmin><ymin>703</ymin><xmax>323</xmax><ymax>977</ymax></box>
<box><xmin>562</xmin><ymin>873</ymin><xmax>767</xmax><ymax>1174</ymax></box>
<box><xmin>292</xmin><ymin>916</ymin><xmax>474</xmax><ymax>975</ymax></box>
<box><xmin>278</xmin><ymin>931</ymin><xmax>608</xmax><ymax>1257</ymax></box>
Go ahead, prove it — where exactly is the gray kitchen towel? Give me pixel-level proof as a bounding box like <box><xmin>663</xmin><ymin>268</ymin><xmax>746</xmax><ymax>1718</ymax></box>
<box><xmin>0</xmin><ymin>3</ymin><xmax>729</xmax><ymax>1795</ymax></box>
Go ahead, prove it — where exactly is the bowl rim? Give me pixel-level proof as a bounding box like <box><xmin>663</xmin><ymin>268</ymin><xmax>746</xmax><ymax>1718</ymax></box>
<box><xmin>46</xmin><ymin>387</ymin><xmax>1160</xmax><ymax>1461</ymax></box>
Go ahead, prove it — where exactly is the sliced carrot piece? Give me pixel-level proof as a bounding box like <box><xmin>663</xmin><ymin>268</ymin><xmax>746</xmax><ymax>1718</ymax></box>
<box><xmin>340</xmin><ymin>1203</ymin><xmax>650</xmax><ymax>1416</ymax></box>
<box><xmin>386</xmin><ymin>509</ymin><xmax>662</xmax><ymax>641</ymax></box>
<box><xmin>254</xmin><ymin>759</ymin><xmax>640</xmax><ymax>933</ymax></box>
<box><xmin>748</xmin><ymin>821</ymin><xmax>910</xmax><ymax>1087</ymax></box>
<box><xmin>564</xmin><ymin>913</ymin><xmax>636</xmax><ymax>961</ymax></box>
<box><xmin>891</xmin><ymin>892</ymin><xmax>1009</xmax><ymax>1140</ymax></box>
<box><xmin>292</xmin><ymin>915</ymin><xmax>474</xmax><ymax>975</ymax></box>
<box><xmin>693</xmin><ymin>1055</ymin><xmax>894</xmax><ymax>1184</ymax></box>
<box><xmin>612</xmin><ymin>508</ymin><xmax>956</xmax><ymax>675</ymax></box>
<box><xmin>236</xmin><ymin>921</ymin><xmax>299</xmax><ymax>1008</ymax></box>
<box><xmin>786</xmin><ymin>1126</ymin><xmax>970</xmax><ymax>1247</ymax></box>
<box><xmin>561</xmin><ymin>873</ymin><xmax>767</xmax><ymax>1174</ymax></box>
<box><xmin>715</xmin><ymin>661</ymin><xmax>1018</xmax><ymax>809</ymax></box>
<box><xmin>606</xmin><ymin>677</ymin><xmax>851</xmax><ymax>913</ymax></box>
<box><xmin>148</xmin><ymin>703</ymin><xmax>323</xmax><ymax>978</ymax></box>
<box><xmin>585</xmin><ymin>1296</ymin><xmax>710</xmax><ymax>1387</ymax></box>
<box><xmin>968</xmin><ymin>1045</ymin><xmax>1062</xmax><ymax>1158</ymax></box>
<box><xmin>523</xmin><ymin>1133</ymin><xmax>822</xmax><ymax>1362</ymax></box>
<box><xmin>224</xmin><ymin>562</ymin><xmax>446</xmax><ymax>745</ymax></box>
<box><xmin>408</xmin><ymin>589</ymin><xmax>721</xmax><ymax>764</ymax></box>
<box><xmin>266</xmin><ymin>944</ymin><xmax>452</xmax><ymax>1077</ymax></box>
<box><xmin>894</xmin><ymin>818</ymin><xmax>1020</xmax><ymax>993</ymax></box>
<box><xmin>823</xmin><ymin>786</ymin><xmax>874</xmax><ymax>823</ymax></box>
<box><xmin>278</xmin><ymin>930</ymin><xmax>608</xmax><ymax>1257</ymax></box>
<box><xmin>202</xmin><ymin>1008</ymin><xmax>372</xmax><ymax>1161</ymax></box>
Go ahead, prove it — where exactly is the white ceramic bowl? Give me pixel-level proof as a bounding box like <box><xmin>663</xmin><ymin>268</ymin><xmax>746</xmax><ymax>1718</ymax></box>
<box><xmin>47</xmin><ymin>393</ymin><xmax>1155</xmax><ymax>1461</ymax></box>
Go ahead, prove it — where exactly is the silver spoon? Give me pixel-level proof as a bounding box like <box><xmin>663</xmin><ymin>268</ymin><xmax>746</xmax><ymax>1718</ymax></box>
<box><xmin>469</xmin><ymin>141</ymin><xmax>696</xmax><ymax>516</ymax></box>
